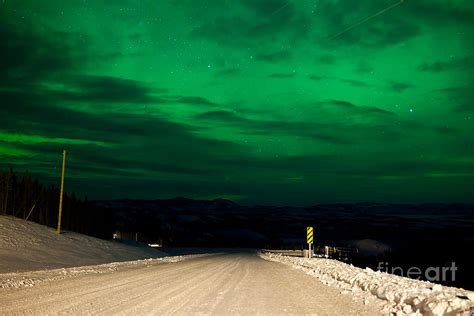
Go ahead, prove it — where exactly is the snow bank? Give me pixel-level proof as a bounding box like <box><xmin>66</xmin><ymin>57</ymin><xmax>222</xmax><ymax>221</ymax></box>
<box><xmin>0</xmin><ymin>254</ymin><xmax>208</xmax><ymax>289</ymax></box>
<box><xmin>260</xmin><ymin>252</ymin><xmax>473</xmax><ymax>316</ymax></box>
<box><xmin>0</xmin><ymin>215</ymin><xmax>166</xmax><ymax>273</ymax></box>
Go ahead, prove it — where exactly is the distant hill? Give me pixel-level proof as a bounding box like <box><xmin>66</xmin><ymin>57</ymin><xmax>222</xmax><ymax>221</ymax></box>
<box><xmin>93</xmin><ymin>198</ymin><xmax>474</xmax><ymax>289</ymax></box>
<box><xmin>93</xmin><ymin>198</ymin><xmax>474</xmax><ymax>248</ymax></box>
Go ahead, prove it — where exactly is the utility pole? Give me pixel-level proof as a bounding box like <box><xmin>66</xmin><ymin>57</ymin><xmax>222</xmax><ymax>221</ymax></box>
<box><xmin>3</xmin><ymin>169</ymin><xmax>11</xmax><ymax>215</ymax></box>
<box><xmin>57</xmin><ymin>150</ymin><xmax>67</xmax><ymax>235</ymax></box>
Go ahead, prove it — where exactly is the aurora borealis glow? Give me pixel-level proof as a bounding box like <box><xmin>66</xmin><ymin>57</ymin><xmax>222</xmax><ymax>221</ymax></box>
<box><xmin>1</xmin><ymin>0</ymin><xmax>473</xmax><ymax>205</ymax></box>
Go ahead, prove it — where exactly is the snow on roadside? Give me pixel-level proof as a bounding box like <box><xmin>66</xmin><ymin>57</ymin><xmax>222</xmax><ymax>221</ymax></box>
<box><xmin>260</xmin><ymin>252</ymin><xmax>473</xmax><ymax>316</ymax></box>
<box><xmin>0</xmin><ymin>254</ymin><xmax>211</xmax><ymax>289</ymax></box>
<box><xmin>0</xmin><ymin>216</ymin><xmax>166</xmax><ymax>273</ymax></box>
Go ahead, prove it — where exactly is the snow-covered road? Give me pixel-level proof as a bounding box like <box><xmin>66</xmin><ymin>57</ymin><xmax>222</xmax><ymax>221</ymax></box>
<box><xmin>0</xmin><ymin>252</ymin><xmax>380</xmax><ymax>315</ymax></box>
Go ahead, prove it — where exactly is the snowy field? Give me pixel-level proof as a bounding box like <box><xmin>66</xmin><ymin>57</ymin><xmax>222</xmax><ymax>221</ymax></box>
<box><xmin>0</xmin><ymin>215</ymin><xmax>166</xmax><ymax>273</ymax></box>
<box><xmin>261</xmin><ymin>252</ymin><xmax>474</xmax><ymax>315</ymax></box>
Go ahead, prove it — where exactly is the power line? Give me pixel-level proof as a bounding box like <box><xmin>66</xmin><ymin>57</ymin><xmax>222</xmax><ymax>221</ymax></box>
<box><xmin>328</xmin><ymin>0</ymin><xmax>406</xmax><ymax>40</ymax></box>
<box><xmin>269</xmin><ymin>1</ymin><xmax>290</xmax><ymax>17</ymax></box>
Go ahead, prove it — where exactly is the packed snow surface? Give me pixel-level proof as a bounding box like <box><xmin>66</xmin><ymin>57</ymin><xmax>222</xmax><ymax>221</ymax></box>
<box><xmin>0</xmin><ymin>215</ymin><xmax>166</xmax><ymax>273</ymax></box>
<box><xmin>1</xmin><ymin>253</ymin><xmax>381</xmax><ymax>315</ymax></box>
<box><xmin>261</xmin><ymin>252</ymin><xmax>474</xmax><ymax>316</ymax></box>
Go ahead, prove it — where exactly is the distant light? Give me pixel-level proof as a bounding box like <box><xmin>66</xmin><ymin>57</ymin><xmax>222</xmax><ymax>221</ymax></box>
<box><xmin>409</xmin><ymin>108</ymin><xmax>413</xmax><ymax>113</ymax></box>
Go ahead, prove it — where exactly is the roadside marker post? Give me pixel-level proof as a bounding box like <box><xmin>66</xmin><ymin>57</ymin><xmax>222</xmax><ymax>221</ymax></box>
<box><xmin>307</xmin><ymin>226</ymin><xmax>314</xmax><ymax>258</ymax></box>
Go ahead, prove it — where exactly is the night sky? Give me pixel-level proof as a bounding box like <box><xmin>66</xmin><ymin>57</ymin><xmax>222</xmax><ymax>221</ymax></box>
<box><xmin>1</xmin><ymin>1</ymin><xmax>473</xmax><ymax>205</ymax></box>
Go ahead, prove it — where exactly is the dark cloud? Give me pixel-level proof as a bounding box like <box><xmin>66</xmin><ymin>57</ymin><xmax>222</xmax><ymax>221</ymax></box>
<box><xmin>436</xmin><ymin>86</ymin><xmax>474</xmax><ymax>113</ymax></box>
<box><xmin>316</xmin><ymin>100</ymin><xmax>395</xmax><ymax>116</ymax></box>
<box><xmin>0</xmin><ymin>90</ymin><xmax>183</xmax><ymax>141</ymax></box>
<box><xmin>3</xmin><ymin>141</ymin><xmax>217</xmax><ymax>178</ymax></box>
<box><xmin>321</xmin><ymin>1</ymin><xmax>472</xmax><ymax>49</ymax></box>
<box><xmin>310</xmin><ymin>76</ymin><xmax>415</xmax><ymax>92</ymax></box>
<box><xmin>417</xmin><ymin>56</ymin><xmax>473</xmax><ymax>73</ymax></box>
<box><xmin>5</xmin><ymin>139</ymin><xmax>473</xmax><ymax>193</ymax></box>
<box><xmin>0</xmin><ymin>20</ymin><xmax>80</xmax><ymax>85</ymax></box>
<box><xmin>80</xmin><ymin>51</ymin><xmax>140</xmax><ymax>65</ymax></box>
<box><xmin>387</xmin><ymin>81</ymin><xmax>415</xmax><ymax>93</ymax></box>
<box><xmin>314</xmin><ymin>100</ymin><xmax>454</xmax><ymax>136</ymax></box>
<box><xmin>195</xmin><ymin>111</ymin><xmax>351</xmax><ymax>144</ymax></box>
<box><xmin>166</xmin><ymin>96</ymin><xmax>218</xmax><ymax>107</ymax></box>
<box><xmin>1</xmin><ymin>87</ymin><xmax>228</xmax><ymax>162</ymax></box>
<box><xmin>384</xmin><ymin>158</ymin><xmax>474</xmax><ymax>176</ymax></box>
<box><xmin>329</xmin><ymin>19</ymin><xmax>419</xmax><ymax>48</ymax></box>
<box><xmin>0</xmin><ymin>87</ymin><xmax>247</xmax><ymax>180</ymax></box>
<box><xmin>0</xmin><ymin>14</ymin><xmax>243</xmax><ymax>183</ymax></box>
<box><xmin>57</xmin><ymin>75</ymin><xmax>216</xmax><ymax>106</ymax></box>
<box><xmin>309</xmin><ymin>75</ymin><xmax>372</xmax><ymax>88</ymax></box>
<box><xmin>195</xmin><ymin>109</ymin><xmax>407</xmax><ymax>145</ymax></box>
<box><xmin>267</xmin><ymin>73</ymin><xmax>296</xmax><ymax>78</ymax></box>
<box><xmin>196</xmin><ymin>111</ymin><xmax>246</xmax><ymax>122</ymax></box>
<box><xmin>189</xmin><ymin>0</ymin><xmax>310</xmax><ymax>46</ymax></box>
<box><xmin>239</xmin><ymin>0</ymin><xmax>290</xmax><ymax>16</ymax></box>
<box><xmin>215</xmin><ymin>68</ymin><xmax>241</xmax><ymax>77</ymax></box>
<box><xmin>308</xmin><ymin>75</ymin><xmax>325</xmax><ymax>81</ymax></box>
<box><xmin>0</xmin><ymin>11</ymin><xmax>216</xmax><ymax>109</ymax></box>
<box><xmin>59</xmin><ymin>75</ymin><xmax>163</xmax><ymax>104</ymax></box>
<box><xmin>1</xmin><ymin>0</ymin><xmax>472</xmax><ymax>204</ymax></box>
<box><xmin>355</xmin><ymin>62</ymin><xmax>373</xmax><ymax>74</ymax></box>
<box><xmin>317</xmin><ymin>54</ymin><xmax>337</xmax><ymax>65</ymax></box>
<box><xmin>319</xmin><ymin>1</ymin><xmax>420</xmax><ymax>48</ymax></box>
<box><xmin>404</xmin><ymin>1</ymin><xmax>474</xmax><ymax>26</ymax></box>
<box><xmin>433</xmin><ymin>126</ymin><xmax>458</xmax><ymax>135</ymax></box>
<box><xmin>221</xmin><ymin>153</ymin><xmax>474</xmax><ymax>179</ymax></box>
<box><xmin>454</xmin><ymin>104</ymin><xmax>474</xmax><ymax>113</ymax></box>
<box><xmin>256</xmin><ymin>50</ymin><xmax>292</xmax><ymax>62</ymax></box>
<box><xmin>339</xmin><ymin>78</ymin><xmax>372</xmax><ymax>88</ymax></box>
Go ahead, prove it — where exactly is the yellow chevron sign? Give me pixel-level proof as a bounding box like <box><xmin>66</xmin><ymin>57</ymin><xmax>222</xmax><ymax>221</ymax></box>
<box><xmin>307</xmin><ymin>226</ymin><xmax>314</xmax><ymax>244</ymax></box>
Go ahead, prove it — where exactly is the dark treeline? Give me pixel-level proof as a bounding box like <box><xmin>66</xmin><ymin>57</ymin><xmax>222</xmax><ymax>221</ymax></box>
<box><xmin>0</xmin><ymin>168</ymin><xmax>113</xmax><ymax>239</ymax></box>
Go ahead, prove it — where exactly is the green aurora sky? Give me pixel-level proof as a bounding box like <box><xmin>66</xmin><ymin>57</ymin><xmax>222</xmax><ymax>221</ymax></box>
<box><xmin>1</xmin><ymin>0</ymin><xmax>473</xmax><ymax>205</ymax></box>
